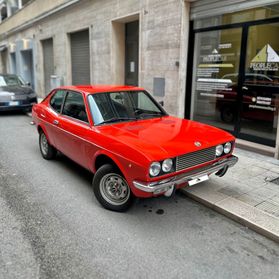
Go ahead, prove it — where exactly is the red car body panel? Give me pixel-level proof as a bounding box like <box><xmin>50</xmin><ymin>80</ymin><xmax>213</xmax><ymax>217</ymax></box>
<box><xmin>32</xmin><ymin>85</ymin><xmax>236</xmax><ymax>198</ymax></box>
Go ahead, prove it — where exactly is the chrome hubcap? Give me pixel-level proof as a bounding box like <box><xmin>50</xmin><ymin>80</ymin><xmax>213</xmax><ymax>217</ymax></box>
<box><xmin>40</xmin><ymin>133</ymin><xmax>48</xmax><ymax>155</ymax></box>
<box><xmin>100</xmin><ymin>174</ymin><xmax>130</xmax><ymax>205</ymax></box>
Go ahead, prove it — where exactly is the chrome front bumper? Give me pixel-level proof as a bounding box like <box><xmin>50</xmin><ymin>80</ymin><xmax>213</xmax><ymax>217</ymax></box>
<box><xmin>133</xmin><ymin>155</ymin><xmax>238</xmax><ymax>195</ymax></box>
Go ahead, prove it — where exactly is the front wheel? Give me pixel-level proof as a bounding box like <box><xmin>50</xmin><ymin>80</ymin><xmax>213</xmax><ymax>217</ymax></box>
<box><xmin>39</xmin><ymin>131</ymin><xmax>57</xmax><ymax>160</ymax></box>
<box><xmin>93</xmin><ymin>164</ymin><xmax>134</xmax><ymax>212</ymax></box>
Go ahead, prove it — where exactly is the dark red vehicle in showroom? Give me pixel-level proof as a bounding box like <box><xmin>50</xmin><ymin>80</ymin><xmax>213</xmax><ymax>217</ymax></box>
<box><xmin>32</xmin><ymin>85</ymin><xmax>238</xmax><ymax>211</ymax></box>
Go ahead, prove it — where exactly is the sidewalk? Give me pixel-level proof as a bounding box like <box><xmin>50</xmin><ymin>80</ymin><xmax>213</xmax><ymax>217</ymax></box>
<box><xmin>181</xmin><ymin>148</ymin><xmax>279</xmax><ymax>242</ymax></box>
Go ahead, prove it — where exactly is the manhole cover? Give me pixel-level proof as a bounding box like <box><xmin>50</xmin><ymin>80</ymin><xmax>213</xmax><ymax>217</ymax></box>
<box><xmin>270</xmin><ymin>177</ymin><xmax>279</xmax><ymax>185</ymax></box>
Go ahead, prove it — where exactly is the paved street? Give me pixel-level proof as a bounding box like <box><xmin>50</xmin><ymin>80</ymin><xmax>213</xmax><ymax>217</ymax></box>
<box><xmin>0</xmin><ymin>112</ymin><xmax>279</xmax><ymax>279</ymax></box>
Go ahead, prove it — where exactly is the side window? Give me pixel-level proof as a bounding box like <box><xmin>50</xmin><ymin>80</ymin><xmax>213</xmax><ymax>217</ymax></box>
<box><xmin>50</xmin><ymin>90</ymin><xmax>66</xmax><ymax>113</ymax></box>
<box><xmin>62</xmin><ymin>91</ymin><xmax>88</xmax><ymax>123</ymax></box>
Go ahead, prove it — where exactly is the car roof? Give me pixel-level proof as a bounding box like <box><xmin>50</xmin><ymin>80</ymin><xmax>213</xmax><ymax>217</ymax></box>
<box><xmin>57</xmin><ymin>85</ymin><xmax>145</xmax><ymax>95</ymax></box>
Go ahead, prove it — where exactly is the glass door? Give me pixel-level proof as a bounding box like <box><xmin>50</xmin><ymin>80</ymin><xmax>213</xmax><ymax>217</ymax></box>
<box><xmin>190</xmin><ymin>21</ymin><xmax>279</xmax><ymax>147</ymax></box>
<box><xmin>239</xmin><ymin>22</ymin><xmax>279</xmax><ymax>146</ymax></box>
<box><xmin>191</xmin><ymin>28</ymin><xmax>242</xmax><ymax>134</ymax></box>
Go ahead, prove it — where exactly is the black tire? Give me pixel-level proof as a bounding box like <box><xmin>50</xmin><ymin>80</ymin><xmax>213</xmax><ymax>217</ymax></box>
<box><xmin>93</xmin><ymin>164</ymin><xmax>134</xmax><ymax>212</ymax></box>
<box><xmin>39</xmin><ymin>131</ymin><xmax>57</xmax><ymax>160</ymax></box>
<box><xmin>220</xmin><ymin>106</ymin><xmax>234</xmax><ymax>123</ymax></box>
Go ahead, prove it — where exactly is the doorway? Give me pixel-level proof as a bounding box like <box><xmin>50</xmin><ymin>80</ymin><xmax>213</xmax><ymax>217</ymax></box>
<box><xmin>70</xmin><ymin>29</ymin><xmax>90</xmax><ymax>85</ymax></box>
<box><xmin>1</xmin><ymin>49</ymin><xmax>8</xmax><ymax>73</ymax></box>
<box><xmin>21</xmin><ymin>50</ymin><xmax>34</xmax><ymax>88</ymax></box>
<box><xmin>125</xmin><ymin>20</ymin><xmax>139</xmax><ymax>86</ymax></box>
<box><xmin>10</xmin><ymin>53</ymin><xmax>16</xmax><ymax>74</ymax></box>
<box><xmin>189</xmin><ymin>18</ymin><xmax>279</xmax><ymax>147</ymax></box>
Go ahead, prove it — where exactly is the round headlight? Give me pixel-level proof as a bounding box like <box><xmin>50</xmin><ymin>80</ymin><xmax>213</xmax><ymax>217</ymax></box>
<box><xmin>149</xmin><ymin>162</ymin><xmax>161</xmax><ymax>176</ymax></box>
<box><xmin>162</xmin><ymin>159</ymin><xmax>173</xmax><ymax>172</ymax></box>
<box><xmin>216</xmin><ymin>145</ymin><xmax>224</xmax><ymax>156</ymax></box>
<box><xmin>224</xmin><ymin>142</ymin><xmax>232</xmax><ymax>154</ymax></box>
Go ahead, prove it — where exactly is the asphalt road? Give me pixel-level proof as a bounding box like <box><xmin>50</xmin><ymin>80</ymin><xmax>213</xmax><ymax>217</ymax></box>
<box><xmin>0</xmin><ymin>112</ymin><xmax>279</xmax><ymax>279</ymax></box>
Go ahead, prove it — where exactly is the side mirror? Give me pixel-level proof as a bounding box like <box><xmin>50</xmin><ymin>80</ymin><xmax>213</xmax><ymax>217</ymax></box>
<box><xmin>159</xmin><ymin>101</ymin><xmax>164</xmax><ymax>107</ymax></box>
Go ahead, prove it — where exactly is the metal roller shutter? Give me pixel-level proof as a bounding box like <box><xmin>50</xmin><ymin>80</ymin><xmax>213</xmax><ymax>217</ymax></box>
<box><xmin>70</xmin><ymin>29</ymin><xmax>90</xmax><ymax>85</ymax></box>
<box><xmin>190</xmin><ymin>0</ymin><xmax>279</xmax><ymax>20</ymax></box>
<box><xmin>42</xmin><ymin>38</ymin><xmax>54</xmax><ymax>94</ymax></box>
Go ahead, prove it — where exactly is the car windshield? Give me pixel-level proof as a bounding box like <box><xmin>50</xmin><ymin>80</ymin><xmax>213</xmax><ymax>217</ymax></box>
<box><xmin>88</xmin><ymin>91</ymin><xmax>166</xmax><ymax>125</ymax></box>
<box><xmin>0</xmin><ymin>75</ymin><xmax>24</xmax><ymax>87</ymax></box>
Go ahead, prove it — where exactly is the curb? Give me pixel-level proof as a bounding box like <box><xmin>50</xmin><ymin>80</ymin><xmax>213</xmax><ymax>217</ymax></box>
<box><xmin>181</xmin><ymin>187</ymin><xmax>279</xmax><ymax>243</ymax></box>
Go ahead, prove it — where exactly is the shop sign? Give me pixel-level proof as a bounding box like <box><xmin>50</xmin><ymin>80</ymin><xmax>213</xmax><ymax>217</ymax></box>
<box><xmin>197</xmin><ymin>78</ymin><xmax>232</xmax><ymax>92</ymax></box>
<box><xmin>248</xmin><ymin>104</ymin><xmax>276</xmax><ymax>111</ymax></box>
<box><xmin>200</xmin><ymin>48</ymin><xmax>234</xmax><ymax>68</ymax></box>
<box><xmin>249</xmin><ymin>96</ymin><xmax>274</xmax><ymax>111</ymax></box>
<box><xmin>250</xmin><ymin>44</ymin><xmax>279</xmax><ymax>71</ymax></box>
<box><xmin>252</xmin><ymin>96</ymin><xmax>272</xmax><ymax>105</ymax></box>
<box><xmin>202</xmin><ymin>49</ymin><xmax>222</xmax><ymax>62</ymax></box>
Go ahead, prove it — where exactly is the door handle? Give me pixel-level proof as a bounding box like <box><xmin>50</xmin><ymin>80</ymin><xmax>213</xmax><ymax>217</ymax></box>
<box><xmin>53</xmin><ymin>120</ymin><xmax>59</xmax><ymax>125</ymax></box>
<box><xmin>242</xmin><ymin>86</ymin><xmax>248</xmax><ymax>91</ymax></box>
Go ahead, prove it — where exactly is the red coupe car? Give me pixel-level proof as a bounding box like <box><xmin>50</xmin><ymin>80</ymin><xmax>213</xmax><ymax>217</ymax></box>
<box><xmin>32</xmin><ymin>85</ymin><xmax>238</xmax><ymax>211</ymax></box>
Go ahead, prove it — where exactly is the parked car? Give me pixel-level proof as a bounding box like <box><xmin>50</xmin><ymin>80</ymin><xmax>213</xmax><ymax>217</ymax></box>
<box><xmin>0</xmin><ymin>74</ymin><xmax>37</xmax><ymax>112</ymax></box>
<box><xmin>32</xmin><ymin>85</ymin><xmax>238</xmax><ymax>211</ymax></box>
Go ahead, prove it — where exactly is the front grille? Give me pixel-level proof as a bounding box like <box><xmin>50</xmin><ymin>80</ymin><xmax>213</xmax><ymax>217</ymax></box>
<box><xmin>176</xmin><ymin>146</ymin><xmax>216</xmax><ymax>171</ymax></box>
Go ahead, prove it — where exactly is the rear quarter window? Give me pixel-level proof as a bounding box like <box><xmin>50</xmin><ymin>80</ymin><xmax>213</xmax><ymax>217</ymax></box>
<box><xmin>50</xmin><ymin>90</ymin><xmax>66</xmax><ymax>113</ymax></box>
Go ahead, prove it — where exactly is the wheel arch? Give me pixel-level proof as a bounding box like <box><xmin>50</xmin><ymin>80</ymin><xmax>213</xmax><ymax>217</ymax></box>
<box><xmin>37</xmin><ymin>125</ymin><xmax>43</xmax><ymax>134</ymax></box>
<box><xmin>37</xmin><ymin>125</ymin><xmax>53</xmax><ymax>146</ymax></box>
<box><xmin>93</xmin><ymin>151</ymin><xmax>128</xmax><ymax>179</ymax></box>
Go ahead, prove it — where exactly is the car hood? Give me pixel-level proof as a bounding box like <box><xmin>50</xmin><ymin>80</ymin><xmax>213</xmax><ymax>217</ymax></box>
<box><xmin>0</xmin><ymin>85</ymin><xmax>33</xmax><ymax>95</ymax></box>
<box><xmin>97</xmin><ymin>116</ymin><xmax>234</xmax><ymax>161</ymax></box>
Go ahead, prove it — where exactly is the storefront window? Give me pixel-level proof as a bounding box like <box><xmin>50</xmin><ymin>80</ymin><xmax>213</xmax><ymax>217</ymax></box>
<box><xmin>191</xmin><ymin>7</ymin><xmax>279</xmax><ymax>146</ymax></box>
<box><xmin>239</xmin><ymin>22</ymin><xmax>279</xmax><ymax>143</ymax></box>
<box><xmin>191</xmin><ymin>28</ymin><xmax>242</xmax><ymax>133</ymax></box>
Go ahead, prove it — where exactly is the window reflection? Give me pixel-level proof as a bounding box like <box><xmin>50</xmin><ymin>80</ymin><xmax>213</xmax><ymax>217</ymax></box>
<box><xmin>240</xmin><ymin>23</ymin><xmax>279</xmax><ymax>144</ymax></box>
<box><xmin>191</xmin><ymin>28</ymin><xmax>242</xmax><ymax>132</ymax></box>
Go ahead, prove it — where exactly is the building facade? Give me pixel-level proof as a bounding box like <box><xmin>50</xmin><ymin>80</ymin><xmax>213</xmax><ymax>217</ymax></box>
<box><xmin>0</xmin><ymin>0</ymin><xmax>279</xmax><ymax>158</ymax></box>
<box><xmin>0</xmin><ymin>0</ymin><xmax>189</xmax><ymax>118</ymax></box>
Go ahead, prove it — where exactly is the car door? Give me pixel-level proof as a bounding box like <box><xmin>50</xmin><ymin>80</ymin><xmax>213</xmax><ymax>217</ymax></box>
<box><xmin>53</xmin><ymin>90</ymin><xmax>92</xmax><ymax>169</ymax></box>
<box><xmin>43</xmin><ymin>89</ymin><xmax>67</xmax><ymax>147</ymax></box>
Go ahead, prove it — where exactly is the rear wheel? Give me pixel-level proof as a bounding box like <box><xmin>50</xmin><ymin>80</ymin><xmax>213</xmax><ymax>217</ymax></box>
<box><xmin>93</xmin><ymin>164</ymin><xmax>134</xmax><ymax>212</ymax></box>
<box><xmin>39</xmin><ymin>131</ymin><xmax>57</xmax><ymax>160</ymax></box>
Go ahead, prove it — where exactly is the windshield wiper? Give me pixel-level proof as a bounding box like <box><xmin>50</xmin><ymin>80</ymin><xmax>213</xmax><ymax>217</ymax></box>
<box><xmin>136</xmin><ymin>112</ymin><xmax>165</xmax><ymax>119</ymax></box>
<box><xmin>98</xmin><ymin>117</ymin><xmax>137</xmax><ymax>125</ymax></box>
